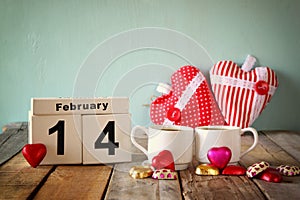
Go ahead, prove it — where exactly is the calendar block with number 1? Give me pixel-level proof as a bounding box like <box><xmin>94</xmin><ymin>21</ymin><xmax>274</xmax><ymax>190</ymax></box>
<box><xmin>28</xmin><ymin>97</ymin><xmax>132</xmax><ymax>165</ymax></box>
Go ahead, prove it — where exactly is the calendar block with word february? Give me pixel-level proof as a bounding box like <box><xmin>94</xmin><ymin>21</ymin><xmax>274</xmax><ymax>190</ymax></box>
<box><xmin>28</xmin><ymin>97</ymin><xmax>132</xmax><ymax>165</ymax></box>
<box><xmin>31</xmin><ymin>97</ymin><xmax>129</xmax><ymax>115</ymax></box>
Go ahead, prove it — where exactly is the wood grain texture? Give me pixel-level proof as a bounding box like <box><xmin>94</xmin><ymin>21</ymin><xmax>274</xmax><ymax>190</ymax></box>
<box><xmin>34</xmin><ymin>165</ymin><xmax>112</xmax><ymax>200</ymax></box>
<box><xmin>104</xmin><ymin>162</ymin><xmax>182</xmax><ymax>200</ymax></box>
<box><xmin>263</xmin><ymin>130</ymin><xmax>300</xmax><ymax>162</ymax></box>
<box><xmin>0</xmin><ymin>152</ymin><xmax>54</xmax><ymax>200</ymax></box>
<box><xmin>180</xmin><ymin>159</ymin><xmax>264</xmax><ymax>200</ymax></box>
<box><xmin>240</xmin><ymin>132</ymin><xmax>300</xmax><ymax>200</ymax></box>
<box><xmin>1</xmin><ymin>123</ymin><xmax>300</xmax><ymax>200</ymax></box>
<box><xmin>1</xmin><ymin>122</ymin><xmax>23</xmax><ymax>133</ymax></box>
<box><xmin>0</xmin><ymin>122</ymin><xmax>28</xmax><ymax>165</ymax></box>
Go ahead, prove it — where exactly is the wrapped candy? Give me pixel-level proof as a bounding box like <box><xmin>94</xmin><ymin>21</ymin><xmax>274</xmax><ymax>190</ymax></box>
<box><xmin>258</xmin><ymin>168</ymin><xmax>282</xmax><ymax>183</ymax></box>
<box><xmin>152</xmin><ymin>169</ymin><xmax>177</xmax><ymax>180</ymax></box>
<box><xmin>246</xmin><ymin>161</ymin><xmax>270</xmax><ymax>178</ymax></box>
<box><xmin>151</xmin><ymin>150</ymin><xmax>175</xmax><ymax>171</ymax></box>
<box><xmin>207</xmin><ymin>146</ymin><xmax>232</xmax><ymax>170</ymax></box>
<box><xmin>195</xmin><ymin>164</ymin><xmax>219</xmax><ymax>175</ymax></box>
<box><xmin>276</xmin><ymin>165</ymin><xmax>300</xmax><ymax>176</ymax></box>
<box><xmin>129</xmin><ymin>166</ymin><xmax>153</xmax><ymax>179</ymax></box>
<box><xmin>222</xmin><ymin>165</ymin><xmax>246</xmax><ymax>176</ymax></box>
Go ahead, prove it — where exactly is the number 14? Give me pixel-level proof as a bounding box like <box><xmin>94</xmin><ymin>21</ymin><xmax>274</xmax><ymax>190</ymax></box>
<box><xmin>49</xmin><ymin>120</ymin><xmax>119</xmax><ymax>156</ymax></box>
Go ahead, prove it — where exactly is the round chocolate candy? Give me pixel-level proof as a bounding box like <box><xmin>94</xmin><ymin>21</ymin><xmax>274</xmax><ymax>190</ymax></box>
<box><xmin>152</xmin><ymin>169</ymin><xmax>177</xmax><ymax>180</ymax></box>
<box><xmin>276</xmin><ymin>165</ymin><xmax>300</xmax><ymax>176</ymax></box>
<box><xmin>195</xmin><ymin>164</ymin><xmax>219</xmax><ymax>176</ymax></box>
<box><xmin>222</xmin><ymin>165</ymin><xmax>246</xmax><ymax>176</ymax></box>
<box><xmin>246</xmin><ymin>161</ymin><xmax>270</xmax><ymax>178</ymax></box>
<box><xmin>129</xmin><ymin>166</ymin><xmax>153</xmax><ymax>179</ymax></box>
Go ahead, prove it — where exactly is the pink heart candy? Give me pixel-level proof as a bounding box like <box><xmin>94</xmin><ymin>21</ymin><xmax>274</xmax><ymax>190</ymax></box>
<box><xmin>207</xmin><ymin>146</ymin><xmax>232</xmax><ymax>170</ymax></box>
<box><xmin>152</xmin><ymin>150</ymin><xmax>175</xmax><ymax>171</ymax></box>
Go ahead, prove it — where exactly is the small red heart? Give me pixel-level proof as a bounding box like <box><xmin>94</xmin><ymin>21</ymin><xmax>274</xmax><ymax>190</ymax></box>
<box><xmin>152</xmin><ymin>150</ymin><xmax>175</xmax><ymax>171</ymax></box>
<box><xmin>22</xmin><ymin>143</ymin><xmax>47</xmax><ymax>168</ymax></box>
<box><xmin>258</xmin><ymin>167</ymin><xmax>282</xmax><ymax>183</ymax></box>
<box><xmin>207</xmin><ymin>146</ymin><xmax>232</xmax><ymax>170</ymax></box>
<box><xmin>222</xmin><ymin>165</ymin><xmax>246</xmax><ymax>175</ymax></box>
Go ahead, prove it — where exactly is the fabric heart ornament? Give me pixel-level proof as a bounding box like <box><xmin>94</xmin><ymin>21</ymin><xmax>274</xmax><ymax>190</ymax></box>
<box><xmin>22</xmin><ymin>143</ymin><xmax>47</xmax><ymax>168</ymax></box>
<box><xmin>150</xmin><ymin>65</ymin><xmax>225</xmax><ymax>128</ymax></box>
<box><xmin>210</xmin><ymin>55</ymin><xmax>279</xmax><ymax>128</ymax></box>
<box><xmin>207</xmin><ymin>146</ymin><xmax>232</xmax><ymax>170</ymax></box>
<box><xmin>151</xmin><ymin>150</ymin><xmax>175</xmax><ymax>171</ymax></box>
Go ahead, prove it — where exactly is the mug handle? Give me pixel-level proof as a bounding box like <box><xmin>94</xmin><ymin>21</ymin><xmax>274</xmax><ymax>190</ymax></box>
<box><xmin>131</xmin><ymin>125</ymin><xmax>148</xmax><ymax>156</ymax></box>
<box><xmin>240</xmin><ymin>127</ymin><xmax>258</xmax><ymax>158</ymax></box>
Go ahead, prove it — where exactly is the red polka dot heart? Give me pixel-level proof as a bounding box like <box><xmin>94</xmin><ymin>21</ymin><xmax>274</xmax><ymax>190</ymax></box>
<box><xmin>150</xmin><ymin>65</ymin><xmax>225</xmax><ymax>128</ymax></box>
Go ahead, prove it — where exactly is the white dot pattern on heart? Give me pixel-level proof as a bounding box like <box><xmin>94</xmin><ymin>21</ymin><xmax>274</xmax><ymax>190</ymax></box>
<box><xmin>150</xmin><ymin>66</ymin><xmax>225</xmax><ymax>128</ymax></box>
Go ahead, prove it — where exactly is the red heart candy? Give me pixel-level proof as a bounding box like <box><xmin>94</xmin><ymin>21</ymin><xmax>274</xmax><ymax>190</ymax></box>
<box><xmin>222</xmin><ymin>165</ymin><xmax>246</xmax><ymax>175</ymax></box>
<box><xmin>210</xmin><ymin>60</ymin><xmax>278</xmax><ymax>128</ymax></box>
<box><xmin>151</xmin><ymin>66</ymin><xmax>225</xmax><ymax>128</ymax></box>
<box><xmin>152</xmin><ymin>150</ymin><xmax>175</xmax><ymax>171</ymax></box>
<box><xmin>207</xmin><ymin>146</ymin><xmax>232</xmax><ymax>170</ymax></box>
<box><xmin>22</xmin><ymin>143</ymin><xmax>47</xmax><ymax>168</ymax></box>
<box><xmin>258</xmin><ymin>167</ymin><xmax>282</xmax><ymax>183</ymax></box>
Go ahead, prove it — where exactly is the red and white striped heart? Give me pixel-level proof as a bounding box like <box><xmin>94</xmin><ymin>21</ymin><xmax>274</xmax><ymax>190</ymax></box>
<box><xmin>210</xmin><ymin>56</ymin><xmax>278</xmax><ymax>128</ymax></box>
<box><xmin>150</xmin><ymin>65</ymin><xmax>225</xmax><ymax>128</ymax></box>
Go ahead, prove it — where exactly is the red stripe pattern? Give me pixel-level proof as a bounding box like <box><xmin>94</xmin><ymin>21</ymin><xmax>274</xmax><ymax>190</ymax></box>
<box><xmin>210</xmin><ymin>61</ymin><xmax>279</xmax><ymax>128</ymax></box>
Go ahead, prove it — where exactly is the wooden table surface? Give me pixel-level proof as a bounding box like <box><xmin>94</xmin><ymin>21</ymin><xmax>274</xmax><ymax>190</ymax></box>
<box><xmin>0</xmin><ymin>122</ymin><xmax>299</xmax><ymax>200</ymax></box>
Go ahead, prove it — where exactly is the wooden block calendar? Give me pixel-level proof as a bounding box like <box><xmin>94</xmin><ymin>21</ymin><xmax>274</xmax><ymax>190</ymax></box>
<box><xmin>28</xmin><ymin>97</ymin><xmax>132</xmax><ymax>165</ymax></box>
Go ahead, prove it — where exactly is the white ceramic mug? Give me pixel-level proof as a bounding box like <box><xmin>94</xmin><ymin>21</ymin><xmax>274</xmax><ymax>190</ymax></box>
<box><xmin>195</xmin><ymin>126</ymin><xmax>258</xmax><ymax>164</ymax></box>
<box><xmin>131</xmin><ymin>125</ymin><xmax>194</xmax><ymax>170</ymax></box>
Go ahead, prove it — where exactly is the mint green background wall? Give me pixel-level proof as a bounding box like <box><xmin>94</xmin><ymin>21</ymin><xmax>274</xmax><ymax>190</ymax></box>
<box><xmin>0</xmin><ymin>0</ymin><xmax>299</xmax><ymax>131</ymax></box>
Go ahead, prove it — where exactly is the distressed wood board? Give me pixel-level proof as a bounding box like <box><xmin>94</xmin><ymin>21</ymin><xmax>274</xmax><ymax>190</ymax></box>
<box><xmin>104</xmin><ymin>162</ymin><xmax>182</xmax><ymax>200</ymax></box>
<box><xmin>34</xmin><ymin>165</ymin><xmax>113</xmax><ymax>200</ymax></box>
<box><xmin>263</xmin><ymin>130</ymin><xmax>300</xmax><ymax>162</ymax></box>
<box><xmin>240</xmin><ymin>132</ymin><xmax>300</xmax><ymax>200</ymax></box>
<box><xmin>0</xmin><ymin>122</ymin><xmax>28</xmax><ymax>165</ymax></box>
<box><xmin>180</xmin><ymin>159</ymin><xmax>264</xmax><ymax>200</ymax></box>
<box><xmin>1</xmin><ymin>122</ymin><xmax>300</xmax><ymax>200</ymax></box>
<box><xmin>1</xmin><ymin>122</ymin><xmax>24</xmax><ymax>133</ymax></box>
<box><xmin>0</xmin><ymin>152</ymin><xmax>54</xmax><ymax>200</ymax></box>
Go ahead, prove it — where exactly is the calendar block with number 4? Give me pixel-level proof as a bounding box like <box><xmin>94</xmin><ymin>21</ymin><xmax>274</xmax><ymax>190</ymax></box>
<box><xmin>28</xmin><ymin>97</ymin><xmax>132</xmax><ymax>165</ymax></box>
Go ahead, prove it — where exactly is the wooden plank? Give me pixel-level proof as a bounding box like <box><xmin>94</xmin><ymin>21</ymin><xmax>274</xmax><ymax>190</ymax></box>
<box><xmin>180</xmin><ymin>159</ymin><xmax>265</xmax><ymax>200</ymax></box>
<box><xmin>34</xmin><ymin>165</ymin><xmax>113</xmax><ymax>199</ymax></box>
<box><xmin>0</xmin><ymin>122</ymin><xmax>28</xmax><ymax>165</ymax></box>
<box><xmin>240</xmin><ymin>132</ymin><xmax>300</xmax><ymax>200</ymax></box>
<box><xmin>104</xmin><ymin>162</ymin><xmax>182</xmax><ymax>200</ymax></box>
<box><xmin>0</xmin><ymin>128</ymin><xmax>18</xmax><ymax>146</ymax></box>
<box><xmin>0</xmin><ymin>122</ymin><xmax>24</xmax><ymax>145</ymax></box>
<box><xmin>0</xmin><ymin>152</ymin><xmax>54</xmax><ymax>200</ymax></box>
<box><xmin>240</xmin><ymin>132</ymin><xmax>300</xmax><ymax>167</ymax></box>
<box><xmin>263</xmin><ymin>130</ymin><xmax>300</xmax><ymax>162</ymax></box>
<box><xmin>1</xmin><ymin>122</ymin><xmax>23</xmax><ymax>133</ymax></box>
